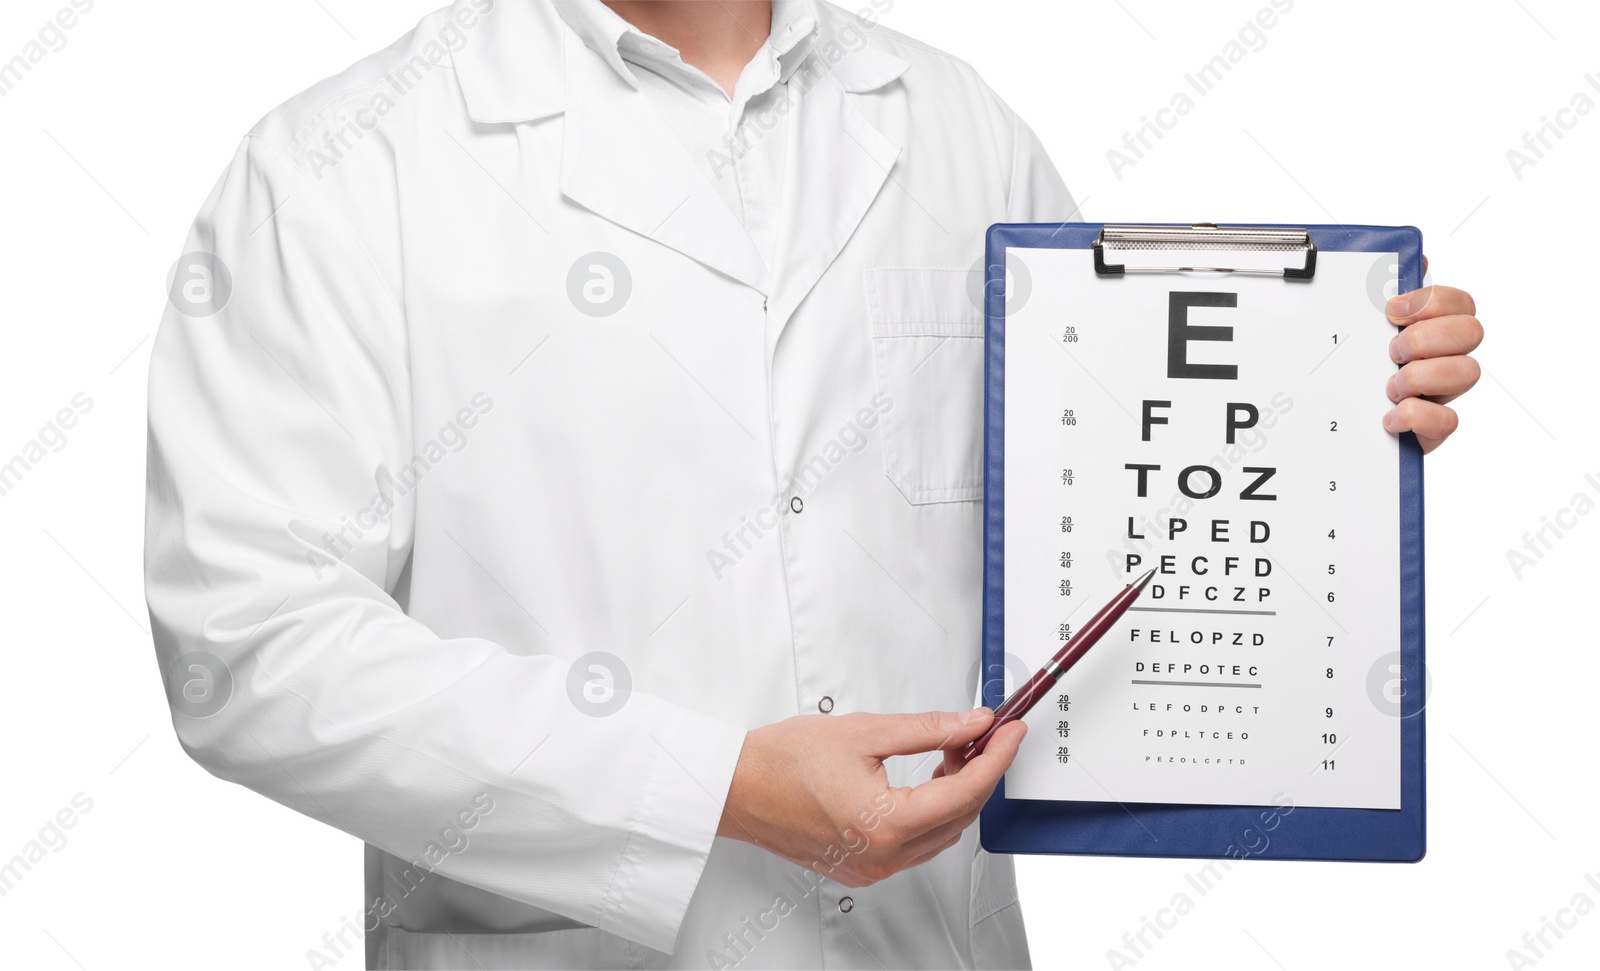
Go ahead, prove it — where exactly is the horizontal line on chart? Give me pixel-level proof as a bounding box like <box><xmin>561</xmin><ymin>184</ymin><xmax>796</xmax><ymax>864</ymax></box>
<box><xmin>1130</xmin><ymin>680</ymin><xmax>1262</xmax><ymax>689</ymax></box>
<box><xmin>1127</xmin><ymin>606</ymin><xmax>1277</xmax><ymax>616</ymax></box>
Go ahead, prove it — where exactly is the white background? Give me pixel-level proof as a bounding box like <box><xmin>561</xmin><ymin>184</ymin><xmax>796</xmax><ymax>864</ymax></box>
<box><xmin>0</xmin><ymin>1</ymin><xmax>1593</xmax><ymax>969</ymax></box>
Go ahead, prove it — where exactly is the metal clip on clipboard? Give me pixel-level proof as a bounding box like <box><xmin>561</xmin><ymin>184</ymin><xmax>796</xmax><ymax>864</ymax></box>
<box><xmin>1093</xmin><ymin>223</ymin><xmax>1317</xmax><ymax>280</ymax></box>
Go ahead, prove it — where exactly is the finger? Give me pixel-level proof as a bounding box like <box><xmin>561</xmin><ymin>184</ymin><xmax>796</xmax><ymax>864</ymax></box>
<box><xmin>891</xmin><ymin>721</ymin><xmax>1026</xmax><ymax>836</ymax></box>
<box><xmin>933</xmin><ymin>746</ymin><xmax>966</xmax><ymax>780</ymax></box>
<box><xmin>811</xmin><ymin>864</ymin><xmax>872</xmax><ymax>889</ymax></box>
<box><xmin>901</xmin><ymin>806</ymin><xmax>980</xmax><ymax>859</ymax></box>
<box><xmin>1389</xmin><ymin>314</ymin><xmax>1483</xmax><ymax>363</ymax></box>
<box><xmin>1386</xmin><ymin>357</ymin><xmax>1481</xmax><ymax>406</ymax></box>
<box><xmin>934</xmin><ymin>738</ymin><xmax>985</xmax><ymax>779</ymax></box>
<box><xmin>851</xmin><ymin>708</ymin><xmax>993</xmax><ymax>759</ymax></box>
<box><xmin>936</xmin><ymin>728</ymin><xmax>999</xmax><ymax>780</ymax></box>
<box><xmin>903</xmin><ymin>831</ymin><xmax>965</xmax><ymax>871</ymax></box>
<box><xmin>1382</xmin><ymin>398</ymin><xmax>1459</xmax><ymax>454</ymax></box>
<box><xmin>1387</xmin><ymin>285</ymin><xmax>1474</xmax><ymax>326</ymax></box>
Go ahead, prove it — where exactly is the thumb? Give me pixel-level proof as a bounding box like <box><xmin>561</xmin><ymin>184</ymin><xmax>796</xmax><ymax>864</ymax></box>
<box><xmin>857</xmin><ymin>708</ymin><xmax>994</xmax><ymax>758</ymax></box>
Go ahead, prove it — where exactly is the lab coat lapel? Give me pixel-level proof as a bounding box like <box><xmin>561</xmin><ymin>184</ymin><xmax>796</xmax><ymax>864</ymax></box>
<box><xmin>560</xmin><ymin>33</ymin><xmax>770</xmax><ymax>294</ymax></box>
<box><xmin>766</xmin><ymin>48</ymin><xmax>907</xmax><ymax>344</ymax></box>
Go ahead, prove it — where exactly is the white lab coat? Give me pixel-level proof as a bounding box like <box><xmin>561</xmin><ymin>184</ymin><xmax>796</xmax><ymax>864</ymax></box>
<box><xmin>145</xmin><ymin>1</ymin><xmax>1075</xmax><ymax>967</ymax></box>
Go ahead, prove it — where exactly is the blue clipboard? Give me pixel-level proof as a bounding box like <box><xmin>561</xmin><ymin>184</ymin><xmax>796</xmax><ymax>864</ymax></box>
<box><xmin>978</xmin><ymin>222</ymin><xmax>1426</xmax><ymax>863</ymax></box>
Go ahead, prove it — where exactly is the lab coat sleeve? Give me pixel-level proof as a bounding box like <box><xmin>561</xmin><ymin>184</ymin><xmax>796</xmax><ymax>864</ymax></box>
<box><xmin>1006</xmin><ymin>113</ymin><xmax>1079</xmax><ymax>224</ymax></box>
<box><xmin>145</xmin><ymin>134</ymin><xmax>748</xmax><ymax>954</ymax></box>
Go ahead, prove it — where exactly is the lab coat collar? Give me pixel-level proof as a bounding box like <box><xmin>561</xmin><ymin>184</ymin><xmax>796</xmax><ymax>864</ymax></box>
<box><xmin>773</xmin><ymin>0</ymin><xmax>823</xmax><ymax>84</ymax></box>
<box><xmin>450</xmin><ymin>0</ymin><xmax>909</xmax><ymax>123</ymax></box>
<box><xmin>451</xmin><ymin>0</ymin><xmax>910</xmax><ymax>295</ymax></box>
<box><xmin>548</xmin><ymin>0</ymin><xmax>820</xmax><ymax>91</ymax></box>
<box><xmin>764</xmin><ymin>45</ymin><xmax>902</xmax><ymax>336</ymax></box>
<box><xmin>549</xmin><ymin>0</ymin><xmax>637</xmax><ymax>90</ymax></box>
<box><xmin>451</xmin><ymin>0</ymin><xmax>567</xmax><ymax>124</ymax></box>
<box><xmin>818</xmin><ymin>7</ymin><xmax>910</xmax><ymax>93</ymax></box>
<box><xmin>559</xmin><ymin>35</ymin><xmax>773</xmax><ymax>292</ymax></box>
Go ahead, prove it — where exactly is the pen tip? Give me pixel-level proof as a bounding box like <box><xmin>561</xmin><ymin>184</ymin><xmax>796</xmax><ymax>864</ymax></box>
<box><xmin>1132</xmin><ymin>569</ymin><xmax>1156</xmax><ymax>592</ymax></box>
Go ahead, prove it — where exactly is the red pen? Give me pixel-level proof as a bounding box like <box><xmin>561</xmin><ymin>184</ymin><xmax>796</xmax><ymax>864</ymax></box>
<box><xmin>962</xmin><ymin>568</ymin><xmax>1156</xmax><ymax>763</ymax></box>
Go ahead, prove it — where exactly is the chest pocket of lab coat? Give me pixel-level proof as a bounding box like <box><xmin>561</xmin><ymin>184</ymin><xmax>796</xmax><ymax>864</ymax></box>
<box><xmin>865</xmin><ymin>268</ymin><xmax>986</xmax><ymax>504</ymax></box>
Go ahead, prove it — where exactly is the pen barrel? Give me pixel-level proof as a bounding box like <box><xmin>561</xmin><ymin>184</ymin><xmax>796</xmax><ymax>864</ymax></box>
<box><xmin>960</xmin><ymin>578</ymin><xmax>1147</xmax><ymax>763</ymax></box>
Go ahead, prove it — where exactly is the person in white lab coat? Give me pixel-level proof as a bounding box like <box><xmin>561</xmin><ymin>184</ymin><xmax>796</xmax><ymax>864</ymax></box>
<box><xmin>144</xmin><ymin>1</ymin><xmax>1484</xmax><ymax>968</ymax></box>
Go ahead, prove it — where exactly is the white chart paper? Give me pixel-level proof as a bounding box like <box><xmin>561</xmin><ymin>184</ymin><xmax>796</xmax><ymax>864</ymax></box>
<box><xmin>1002</xmin><ymin>248</ymin><xmax>1402</xmax><ymax>810</ymax></box>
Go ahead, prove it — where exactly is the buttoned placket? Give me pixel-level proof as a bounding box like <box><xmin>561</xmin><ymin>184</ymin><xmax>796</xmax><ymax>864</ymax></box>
<box><xmin>560</xmin><ymin>0</ymin><xmax>861</xmax><ymax>941</ymax></box>
<box><xmin>727</xmin><ymin>49</ymin><xmax>781</xmax><ymax>264</ymax></box>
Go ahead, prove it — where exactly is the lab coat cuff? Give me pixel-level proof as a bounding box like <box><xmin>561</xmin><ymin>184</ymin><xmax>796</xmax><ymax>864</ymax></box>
<box><xmin>602</xmin><ymin>704</ymin><xmax>748</xmax><ymax>953</ymax></box>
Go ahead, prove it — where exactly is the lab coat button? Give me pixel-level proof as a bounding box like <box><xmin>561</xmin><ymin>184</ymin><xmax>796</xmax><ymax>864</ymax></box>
<box><xmin>838</xmin><ymin>896</ymin><xmax>854</xmax><ymax>913</ymax></box>
<box><xmin>817</xmin><ymin>696</ymin><xmax>834</xmax><ymax>713</ymax></box>
<box><xmin>790</xmin><ymin>495</ymin><xmax>803</xmax><ymax>514</ymax></box>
